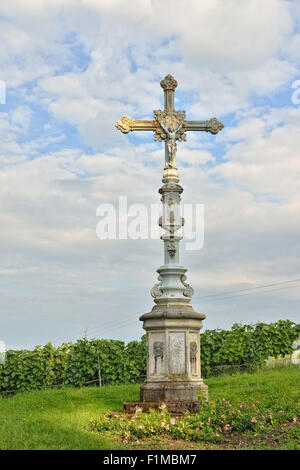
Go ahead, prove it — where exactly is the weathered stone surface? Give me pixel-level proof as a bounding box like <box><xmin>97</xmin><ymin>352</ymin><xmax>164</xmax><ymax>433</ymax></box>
<box><xmin>126</xmin><ymin>303</ymin><xmax>209</xmax><ymax>414</ymax></box>
<box><xmin>140</xmin><ymin>381</ymin><xmax>208</xmax><ymax>403</ymax></box>
<box><xmin>123</xmin><ymin>400</ymin><xmax>200</xmax><ymax>415</ymax></box>
<box><xmin>169</xmin><ymin>332</ymin><xmax>185</xmax><ymax>374</ymax></box>
<box><xmin>140</xmin><ymin>303</ymin><xmax>206</xmax><ymax>321</ymax></box>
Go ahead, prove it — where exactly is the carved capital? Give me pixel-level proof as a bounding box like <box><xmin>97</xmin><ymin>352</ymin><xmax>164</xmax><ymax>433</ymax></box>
<box><xmin>160</xmin><ymin>74</ymin><xmax>178</xmax><ymax>91</ymax></box>
<box><xmin>115</xmin><ymin>116</ymin><xmax>134</xmax><ymax>134</ymax></box>
<box><xmin>159</xmin><ymin>182</ymin><xmax>183</xmax><ymax>196</ymax></box>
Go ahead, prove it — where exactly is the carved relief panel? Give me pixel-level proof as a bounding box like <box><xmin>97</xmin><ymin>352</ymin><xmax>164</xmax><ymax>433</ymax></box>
<box><xmin>153</xmin><ymin>341</ymin><xmax>164</xmax><ymax>374</ymax></box>
<box><xmin>169</xmin><ymin>332</ymin><xmax>186</xmax><ymax>375</ymax></box>
<box><xmin>190</xmin><ymin>341</ymin><xmax>197</xmax><ymax>375</ymax></box>
<box><xmin>149</xmin><ymin>332</ymin><xmax>165</xmax><ymax>376</ymax></box>
<box><xmin>189</xmin><ymin>332</ymin><xmax>200</xmax><ymax>376</ymax></box>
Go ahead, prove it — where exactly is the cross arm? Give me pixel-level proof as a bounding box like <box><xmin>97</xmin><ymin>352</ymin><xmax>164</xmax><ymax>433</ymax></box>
<box><xmin>115</xmin><ymin>115</ymin><xmax>224</xmax><ymax>138</ymax></box>
<box><xmin>184</xmin><ymin>117</ymin><xmax>224</xmax><ymax>135</ymax></box>
<box><xmin>115</xmin><ymin>116</ymin><xmax>156</xmax><ymax>134</ymax></box>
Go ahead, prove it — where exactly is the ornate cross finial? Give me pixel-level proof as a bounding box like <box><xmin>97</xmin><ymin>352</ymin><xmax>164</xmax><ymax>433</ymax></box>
<box><xmin>115</xmin><ymin>75</ymin><xmax>224</xmax><ymax>182</ymax></box>
<box><xmin>160</xmin><ymin>74</ymin><xmax>178</xmax><ymax>91</ymax></box>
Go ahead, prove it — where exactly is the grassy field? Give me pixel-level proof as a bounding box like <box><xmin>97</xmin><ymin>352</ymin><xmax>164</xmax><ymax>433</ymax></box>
<box><xmin>0</xmin><ymin>368</ymin><xmax>299</xmax><ymax>450</ymax></box>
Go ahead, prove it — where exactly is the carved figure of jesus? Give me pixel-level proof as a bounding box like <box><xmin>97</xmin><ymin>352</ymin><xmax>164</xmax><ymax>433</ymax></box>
<box><xmin>166</xmin><ymin>126</ymin><xmax>177</xmax><ymax>168</ymax></box>
<box><xmin>160</xmin><ymin>119</ymin><xmax>183</xmax><ymax>169</ymax></box>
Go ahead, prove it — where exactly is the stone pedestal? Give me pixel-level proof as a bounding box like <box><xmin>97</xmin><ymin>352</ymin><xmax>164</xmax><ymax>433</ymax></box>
<box><xmin>123</xmin><ymin>304</ymin><xmax>208</xmax><ymax>414</ymax></box>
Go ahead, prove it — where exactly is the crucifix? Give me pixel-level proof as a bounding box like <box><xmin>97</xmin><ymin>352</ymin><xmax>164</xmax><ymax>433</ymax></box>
<box><xmin>116</xmin><ymin>75</ymin><xmax>224</xmax><ymax>414</ymax></box>
<box><xmin>116</xmin><ymin>74</ymin><xmax>223</xmax><ymax>183</ymax></box>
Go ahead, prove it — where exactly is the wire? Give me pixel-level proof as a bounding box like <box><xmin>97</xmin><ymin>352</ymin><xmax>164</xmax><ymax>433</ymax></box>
<box><xmin>195</xmin><ymin>283</ymin><xmax>300</xmax><ymax>304</ymax></box>
<box><xmin>87</xmin><ymin>278</ymin><xmax>300</xmax><ymax>335</ymax></box>
<box><xmin>50</xmin><ymin>277</ymin><xmax>300</xmax><ymax>345</ymax></box>
<box><xmin>194</xmin><ymin>278</ymin><xmax>300</xmax><ymax>301</ymax></box>
<box><xmin>87</xmin><ymin>317</ymin><xmax>142</xmax><ymax>339</ymax></box>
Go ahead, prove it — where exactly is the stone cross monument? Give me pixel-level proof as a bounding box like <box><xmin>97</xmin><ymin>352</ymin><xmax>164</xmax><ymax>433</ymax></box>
<box><xmin>116</xmin><ymin>75</ymin><xmax>223</xmax><ymax>413</ymax></box>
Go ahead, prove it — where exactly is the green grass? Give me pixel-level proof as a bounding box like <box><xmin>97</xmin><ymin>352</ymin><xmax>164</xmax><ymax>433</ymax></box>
<box><xmin>0</xmin><ymin>368</ymin><xmax>299</xmax><ymax>450</ymax></box>
<box><xmin>206</xmin><ymin>367</ymin><xmax>300</xmax><ymax>406</ymax></box>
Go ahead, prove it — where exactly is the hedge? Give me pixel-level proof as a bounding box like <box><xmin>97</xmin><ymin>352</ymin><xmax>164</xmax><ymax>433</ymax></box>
<box><xmin>0</xmin><ymin>320</ymin><xmax>299</xmax><ymax>394</ymax></box>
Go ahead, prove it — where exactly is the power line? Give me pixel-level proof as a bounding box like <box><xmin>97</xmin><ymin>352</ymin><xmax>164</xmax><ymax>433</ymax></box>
<box><xmin>194</xmin><ymin>278</ymin><xmax>300</xmax><ymax>301</ymax></box>
<box><xmin>52</xmin><ymin>312</ymin><xmax>141</xmax><ymax>345</ymax></box>
<box><xmin>50</xmin><ymin>277</ymin><xmax>300</xmax><ymax>345</ymax></box>
<box><xmin>91</xmin><ymin>279</ymin><xmax>300</xmax><ymax>334</ymax></box>
<box><xmin>87</xmin><ymin>279</ymin><xmax>300</xmax><ymax>337</ymax></box>
<box><xmin>87</xmin><ymin>282</ymin><xmax>300</xmax><ymax>336</ymax></box>
<box><xmin>194</xmin><ymin>283</ymin><xmax>300</xmax><ymax>304</ymax></box>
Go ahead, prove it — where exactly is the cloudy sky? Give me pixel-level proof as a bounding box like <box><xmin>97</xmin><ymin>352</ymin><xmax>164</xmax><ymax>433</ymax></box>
<box><xmin>0</xmin><ymin>0</ymin><xmax>299</xmax><ymax>350</ymax></box>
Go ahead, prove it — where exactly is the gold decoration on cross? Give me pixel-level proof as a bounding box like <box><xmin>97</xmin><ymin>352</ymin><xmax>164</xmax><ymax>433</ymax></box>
<box><xmin>115</xmin><ymin>75</ymin><xmax>224</xmax><ymax>182</ymax></box>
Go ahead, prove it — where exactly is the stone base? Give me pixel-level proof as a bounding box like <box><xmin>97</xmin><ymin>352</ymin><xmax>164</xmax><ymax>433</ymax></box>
<box><xmin>140</xmin><ymin>381</ymin><xmax>208</xmax><ymax>403</ymax></box>
<box><xmin>136</xmin><ymin>302</ymin><xmax>208</xmax><ymax>416</ymax></box>
<box><xmin>123</xmin><ymin>400</ymin><xmax>200</xmax><ymax>415</ymax></box>
<box><xmin>123</xmin><ymin>381</ymin><xmax>208</xmax><ymax>415</ymax></box>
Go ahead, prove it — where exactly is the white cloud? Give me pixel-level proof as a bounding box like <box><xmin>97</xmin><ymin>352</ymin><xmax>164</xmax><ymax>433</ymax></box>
<box><xmin>0</xmin><ymin>0</ymin><xmax>299</xmax><ymax>348</ymax></box>
<box><xmin>156</xmin><ymin>0</ymin><xmax>292</xmax><ymax>69</ymax></box>
<box><xmin>214</xmin><ymin>106</ymin><xmax>300</xmax><ymax>200</ymax></box>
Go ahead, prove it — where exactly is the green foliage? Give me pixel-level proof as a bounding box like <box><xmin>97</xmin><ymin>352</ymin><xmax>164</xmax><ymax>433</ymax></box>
<box><xmin>89</xmin><ymin>397</ymin><xmax>300</xmax><ymax>444</ymax></box>
<box><xmin>0</xmin><ymin>335</ymin><xmax>147</xmax><ymax>393</ymax></box>
<box><xmin>200</xmin><ymin>320</ymin><xmax>300</xmax><ymax>377</ymax></box>
<box><xmin>0</xmin><ymin>343</ymin><xmax>60</xmax><ymax>393</ymax></box>
<box><xmin>0</xmin><ymin>320</ymin><xmax>298</xmax><ymax>394</ymax></box>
